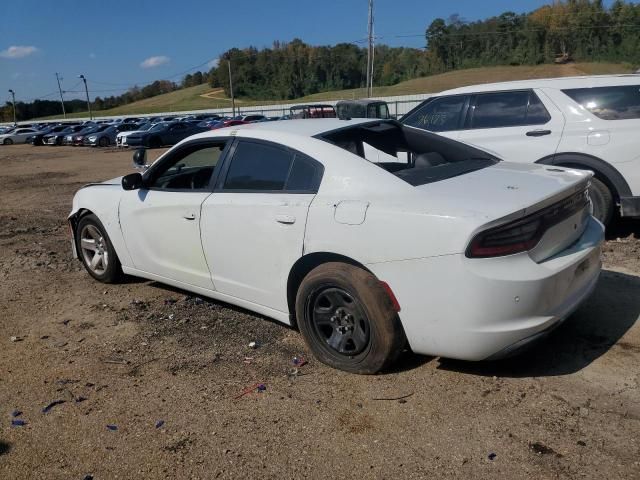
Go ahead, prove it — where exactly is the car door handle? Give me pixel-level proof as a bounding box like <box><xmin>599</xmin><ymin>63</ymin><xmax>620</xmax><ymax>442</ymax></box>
<box><xmin>183</xmin><ymin>213</ymin><xmax>196</xmax><ymax>220</ymax></box>
<box><xmin>526</xmin><ymin>129</ymin><xmax>552</xmax><ymax>137</ymax></box>
<box><xmin>275</xmin><ymin>214</ymin><xmax>296</xmax><ymax>224</ymax></box>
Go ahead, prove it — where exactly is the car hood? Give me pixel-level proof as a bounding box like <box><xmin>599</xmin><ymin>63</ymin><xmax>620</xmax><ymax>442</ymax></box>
<box><xmin>127</xmin><ymin>132</ymin><xmax>151</xmax><ymax>137</ymax></box>
<box><xmin>81</xmin><ymin>176</ymin><xmax>123</xmax><ymax>189</ymax></box>
<box><xmin>412</xmin><ymin>161</ymin><xmax>591</xmax><ymax>223</ymax></box>
<box><xmin>118</xmin><ymin>130</ymin><xmax>145</xmax><ymax>137</ymax></box>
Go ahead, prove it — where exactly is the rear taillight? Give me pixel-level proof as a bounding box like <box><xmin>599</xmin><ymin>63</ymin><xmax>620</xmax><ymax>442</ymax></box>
<box><xmin>466</xmin><ymin>187</ymin><xmax>589</xmax><ymax>258</ymax></box>
<box><xmin>467</xmin><ymin>215</ymin><xmax>543</xmax><ymax>258</ymax></box>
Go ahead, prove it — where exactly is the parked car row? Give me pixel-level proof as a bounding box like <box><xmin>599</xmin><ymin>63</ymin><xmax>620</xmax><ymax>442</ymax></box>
<box><xmin>0</xmin><ymin>99</ymin><xmax>392</xmax><ymax>147</ymax></box>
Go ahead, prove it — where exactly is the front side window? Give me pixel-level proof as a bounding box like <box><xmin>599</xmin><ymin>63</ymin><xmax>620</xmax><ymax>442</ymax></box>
<box><xmin>148</xmin><ymin>142</ymin><xmax>227</xmax><ymax>190</ymax></box>
<box><xmin>402</xmin><ymin>96</ymin><xmax>468</xmax><ymax>132</ymax></box>
<box><xmin>223</xmin><ymin>141</ymin><xmax>323</xmax><ymax>192</ymax></box>
<box><xmin>562</xmin><ymin>85</ymin><xmax>640</xmax><ymax>120</ymax></box>
<box><xmin>367</xmin><ymin>103</ymin><xmax>390</xmax><ymax>119</ymax></box>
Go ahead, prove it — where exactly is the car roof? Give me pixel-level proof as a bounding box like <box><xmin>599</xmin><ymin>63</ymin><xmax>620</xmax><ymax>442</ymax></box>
<box><xmin>290</xmin><ymin>104</ymin><xmax>335</xmax><ymax>109</ymax></box>
<box><xmin>438</xmin><ymin>74</ymin><xmax>640</xmax><ymax>95</ymax></box>
<box><xmin>336</xmin><ymin>99</ymin><xmax>386</xmax><ymax>106</ymax></box>
<box><xmin>190</xmin><ymin>118</ymin><xmax>380</xmax><ymax>141</ymax></box>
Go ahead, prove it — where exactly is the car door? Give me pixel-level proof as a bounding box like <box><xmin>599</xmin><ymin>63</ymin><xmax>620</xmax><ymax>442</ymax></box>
<box><xmin>15</xmin><ymin>129</ymin><xmax>35</xmax><ymax>142</ymax></box>
<box><xmin>166</xmin><ymin>123</ymin><xmax>188</xmax><ymax>144</ymax></box>
<box><xmin>455</xmin><ymin>89</ymin><xmax>565</xmax><ymax>163</ymax></box>
<box><xmin>200</xmin><ymin>139</ymin><xmax>323</xmax><ymax>313</ymax></box>
<box><xmin>119</xmin><ymin>139</ymin><xmax>229</xmax><ymax>289</ymax></box>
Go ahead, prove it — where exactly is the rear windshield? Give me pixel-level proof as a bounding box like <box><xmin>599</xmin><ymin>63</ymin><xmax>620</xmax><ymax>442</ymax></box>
<box><xmin>316</xmin><ymin>121</ymin><xmax>498</xmax><ymax>186</ymax></box>
<box><xmin>563</xmin><ymin>85</ymin><xmax>640</xmax><ymax>120</ymax></box>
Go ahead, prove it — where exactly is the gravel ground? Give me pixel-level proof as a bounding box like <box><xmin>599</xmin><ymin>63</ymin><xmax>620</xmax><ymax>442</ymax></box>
<box><xmin>0</xmin><ymin>144</ymin><xmax>638</xmax><ymax>479</ymax></box>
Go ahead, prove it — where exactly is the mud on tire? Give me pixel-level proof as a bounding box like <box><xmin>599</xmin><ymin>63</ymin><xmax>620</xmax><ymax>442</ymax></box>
<box><xmin>295</xmin><ymin>262</ymin><xmax>406</xmax><ymax>374</ymax></box>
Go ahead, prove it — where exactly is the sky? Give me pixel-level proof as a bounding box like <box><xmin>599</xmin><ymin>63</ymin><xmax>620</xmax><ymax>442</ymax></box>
<box><xmin>0</xmin><ymin>0</ymin><xmax>620</xmax><ymax>103</ymax></box>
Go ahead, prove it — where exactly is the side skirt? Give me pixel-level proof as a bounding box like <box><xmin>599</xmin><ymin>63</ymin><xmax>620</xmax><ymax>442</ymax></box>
<box><xmin>121</xmin><ymin>266</ymin><xmax>292</xmax><ymax>326</ymax></box>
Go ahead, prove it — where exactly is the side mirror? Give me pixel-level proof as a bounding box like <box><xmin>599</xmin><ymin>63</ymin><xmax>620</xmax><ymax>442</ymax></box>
<box><xmin>132</xmin><ymin>148</ymin><xmax>148</xmax><ymax>171</ymax></box>
<box><xmin>122</xmin><ymin>172</ymin><xmax>143</xmax><ymax>191</ymax></box>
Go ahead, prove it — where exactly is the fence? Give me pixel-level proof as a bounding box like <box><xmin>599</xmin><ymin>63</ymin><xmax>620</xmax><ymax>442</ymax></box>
<box><xmin>219</xmin><ymin>97</ymin><xmax>430</xmax><ymax>120</ymax></box>
<box><xmin>7</xmin><ymin>93</ymin><xmax>433</xmax><ymax>125</ymax></box>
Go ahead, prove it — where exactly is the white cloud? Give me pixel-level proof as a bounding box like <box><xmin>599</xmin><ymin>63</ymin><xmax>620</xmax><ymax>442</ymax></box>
<box><xmin>0</xmin><ymin>45</ymin><xmax>39</xmax><ymax>59</ymax></box>
<box><xmin>140</xmin><ymin>55</ymin><xmax>170</xmax><ymax>68</ymax></box>
<box><xmin>89</xmin><ymin>53</ymin><xmax>96</xmax><ymax>59</ymax></box>
<box><xmin>207</xmin><ymin>58</ymin><xmax>220</xmax><ymax>69</ymax></box>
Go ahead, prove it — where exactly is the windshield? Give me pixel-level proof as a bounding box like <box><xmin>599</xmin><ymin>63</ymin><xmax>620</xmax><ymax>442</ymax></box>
<box><xmin>149</xmin><ymin>122</ymin><xmax>170</xmax><ymax>132</ymax></box>
<box><xmin>317</xmin><ymin>121</ymin><xmax>498</xmax><ymax>186</ymax></box>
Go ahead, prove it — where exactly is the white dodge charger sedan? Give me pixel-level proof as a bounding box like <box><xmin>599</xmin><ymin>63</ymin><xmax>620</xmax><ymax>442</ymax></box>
<box><xmin>69</xmin><ymin>119</ymin><xmax>604</xmax><ymax>373</ymax></box>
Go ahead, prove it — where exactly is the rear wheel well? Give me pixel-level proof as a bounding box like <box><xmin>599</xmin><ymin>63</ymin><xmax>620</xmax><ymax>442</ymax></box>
<box><xmin>287</xmin><ymin>252</ymin><xmax>371</xmax><ymax>328</ymax></box>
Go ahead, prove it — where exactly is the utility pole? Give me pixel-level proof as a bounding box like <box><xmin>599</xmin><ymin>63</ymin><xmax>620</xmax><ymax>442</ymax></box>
<box><xmin>78</xmin><ymin>74</ymin><xmax>92</xmax><ymax>120</ymax></box>
<box><xmin>366</xmin><ymin>0</ymin><xmax>374</xmax><ymax>97</ymax></box>
<box><xmin>227</xmin><ymin>59</ymin><xmax>236</xmax><ymax>117</ymax></box>
<box><xmin>55</xmin><ymin>73</ymin><xmax>66</xmax><ymax>118</ymax></box>
<box><xmin>8</xmin><ymin>89</ymin><xmax>16</xmax><ymax>124</ymax></box>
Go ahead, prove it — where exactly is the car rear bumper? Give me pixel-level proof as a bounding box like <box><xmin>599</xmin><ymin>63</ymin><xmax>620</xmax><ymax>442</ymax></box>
<box><xmin>620</xmin><ymin>196</ymin><xmax>640</xmax><ymax>217</ymax></box>
<box><xmin>368</xmin><ymin>216</ymin><xmax>604</xmax><ymax>361</ymax></box>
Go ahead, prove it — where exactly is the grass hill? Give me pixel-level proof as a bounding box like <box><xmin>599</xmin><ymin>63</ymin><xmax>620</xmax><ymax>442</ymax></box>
<box><xmin>43</xmin><ymin>62</ymin><xmax>633</xmax><ymax>119</ymax></box>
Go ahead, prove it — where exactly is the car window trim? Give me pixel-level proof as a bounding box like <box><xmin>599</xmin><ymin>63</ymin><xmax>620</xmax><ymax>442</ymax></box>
<box><xmin>214</xmin><ymin>138</ymin><xmax>324</xmax><ymax>194</ymax></box>
<box><xmin>142</xmin><ymin>137</ymin><xmax>233</xmax><ymax>193</ymax></box>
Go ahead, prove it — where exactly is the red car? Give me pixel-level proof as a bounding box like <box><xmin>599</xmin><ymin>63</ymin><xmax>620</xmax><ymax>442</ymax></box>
<box><xmin>210</xmin><ymin>119</ymin><xmax>249</xmax><ymax>130</ymax></box>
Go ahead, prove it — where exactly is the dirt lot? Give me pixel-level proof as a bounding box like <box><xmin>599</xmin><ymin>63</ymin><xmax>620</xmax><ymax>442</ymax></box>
<box><xmin>0</xmin><ymin>144</ymin><xmax>639</xmax><ymax>479</ymax></box>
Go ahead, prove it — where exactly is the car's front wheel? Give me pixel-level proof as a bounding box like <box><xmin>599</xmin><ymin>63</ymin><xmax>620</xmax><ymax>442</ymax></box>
<box><xmin>98</xmin><ymin>137</ymin><xmax>109</xmax><ymax>147</ymax></box>
<box><xmin>295</xmin><ymin>262</ymin><xmax>406</xmax><ymax>374</ymax></box>
<box><xmin>3</xmin><ymin>138</ymin><xmax>13</xmax><ymax>145</ymax></box>
<box><xmin>76</xmin><ymin>214</ymin><xmax>122</xmax><ymax>283</ymax></box>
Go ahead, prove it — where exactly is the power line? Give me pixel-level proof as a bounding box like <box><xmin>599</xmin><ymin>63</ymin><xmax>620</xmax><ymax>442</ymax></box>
<box><xmin>388</xmin><ymin>23</ymin><xmax>640</xmax><ymax>40</ymax></box>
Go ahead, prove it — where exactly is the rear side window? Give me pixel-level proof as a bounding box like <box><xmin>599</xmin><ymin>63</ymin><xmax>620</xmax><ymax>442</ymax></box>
<box><xmin>286</xmin><ymin>154</ymin><xmax>323</xmax><ymax>191</ymax></box>
<box><xmin>223</xmin><ymin>141</ymin><xmax>323</xmax><ymax>192</ymax></box>
<box><xmin>402</xmin><ymin>96</ymin><xmax>468</xmax><ymax>132</ymax></box>
<box><xmin>224</xmin><ymin>141</ymin><xmax>292</xmax><ymax>190</ymax></box>
<box><xmin>562</xmin><ymin>85</ymin><xmax>640</xmax><ymax>120</ymax></box>
<box><xmin>470</xmin><ymin>90</ymin><xmax>551</xmax><ymax>129</ymax></box>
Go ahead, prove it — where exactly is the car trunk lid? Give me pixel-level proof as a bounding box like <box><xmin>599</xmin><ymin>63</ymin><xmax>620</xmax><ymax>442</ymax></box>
<box><xmin>414</xmin><ymin>162</ymin><xmax>592</xmax><ymax>262</ymax></box>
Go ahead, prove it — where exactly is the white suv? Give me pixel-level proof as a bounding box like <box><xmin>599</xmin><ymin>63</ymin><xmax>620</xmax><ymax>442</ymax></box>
<box><xmin>402</xmin><ymin>75</ymin><xmax>640</xmax><ymax>225</ymax></box>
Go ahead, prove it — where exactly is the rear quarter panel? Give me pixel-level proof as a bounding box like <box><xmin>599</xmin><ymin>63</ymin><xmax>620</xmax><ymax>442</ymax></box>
<box><xmin>543</xmin><ymin>87</ymin><xmax>640</xmax><ymax>196</ymax></box>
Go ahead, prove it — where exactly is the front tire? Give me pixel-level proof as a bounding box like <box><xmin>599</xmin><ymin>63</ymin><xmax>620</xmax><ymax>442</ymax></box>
<box><xmin>3</xmin><ymin>138</ymin><xmax>13</xmax><ymax>145</ymax></box>
<box><xmin>98</xmin><ymin>136</ymin><xmax>109</xmax><ymax>147</ymax></box>
<box><xmin>76</xmin><ymin>214</ymin><xmax>122</xmax><ymax>283</ymax></box>
<box><xmin>589</xmin><ymin>177</ymin><xmax>614</xmax><ymax>226</ymax></box>
<box><xmin>295</xmin><ymin>262</ymin><xmax>406</xmax><ymax>374</ymax></box>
